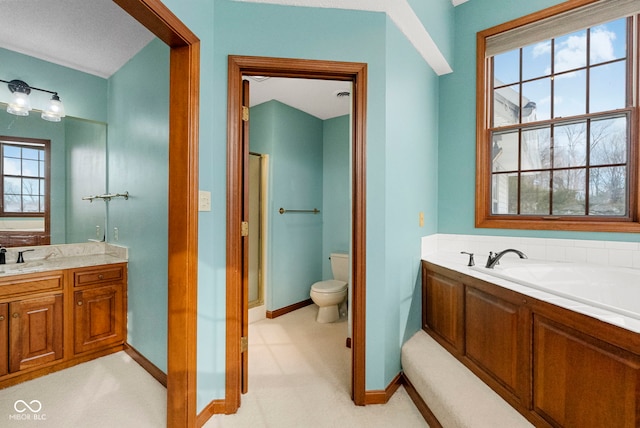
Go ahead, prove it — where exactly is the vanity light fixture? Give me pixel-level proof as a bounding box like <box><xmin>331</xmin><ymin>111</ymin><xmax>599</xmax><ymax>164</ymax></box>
<box><xmin>1</xmin><ymin>78</ymin><xmax>66</xmax><ymax>122</ymax></box>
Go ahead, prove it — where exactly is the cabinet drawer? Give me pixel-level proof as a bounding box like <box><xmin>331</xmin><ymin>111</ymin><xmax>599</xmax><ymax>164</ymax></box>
<box><xmin>0</xmin><ymin>272</ymin><xmax>64</xmax><ymax>299</ymax></box>
<box><xmin>74</xmin><ymin>265</ymin><xmax>125</xmax><ymax>287</ymax></box>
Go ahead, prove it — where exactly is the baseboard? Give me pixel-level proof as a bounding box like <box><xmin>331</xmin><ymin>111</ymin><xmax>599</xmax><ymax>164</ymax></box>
<box><xmin>266</xmin><ymin>298</ymin><xmax>313</xmax><ymax>319</ymax></box>
<box><xmin>196</xmin><ymin>399</ymin><xmax>226</xmax><ymax>427</ymax></box>
<box><xmin>401</xmin><ymin>373</ymin><xmax>443</xmax><ymax>428</ymax></box>
<box><xmin>124</xmin><ymin>343</ymin><xmax>167</xmax><ymax>387</ymax></box>
<box><xmin>363</xmin><ymin>372</ymin><xmax>403</xmax><ymax>405</ymax></box>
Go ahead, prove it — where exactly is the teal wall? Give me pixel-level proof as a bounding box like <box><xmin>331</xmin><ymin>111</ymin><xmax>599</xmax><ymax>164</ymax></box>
<box><xmin>407</xmin><ymin>0</ymin><xmax>455</xmax><ymax>66</ymax></box>
<box><xmin>250</xmin><ymin>100</ymin><xmax>324</xmax><ymax>311</ymax></box>
<box><xmin>322</xmin><ymin>115</ymin><xmax>350</xmax><ymax>278</ymax></box>
<box><xmin>382</xmin><ymin>17</ymin><xmax>440</xmax><ymax>387</ymax></box>
<box><xmin>107</xmin><ymin>38</ymin><xmax>170</xmax><ymax>371</ymax></box>
<box><xmin>438</xmin><ymin>0</ymin><xmax>640</xmax><ymax>242</ymax></box>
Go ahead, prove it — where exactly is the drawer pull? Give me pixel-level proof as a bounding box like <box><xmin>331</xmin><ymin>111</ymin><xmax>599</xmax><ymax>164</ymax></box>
<box><xmin>98</xmin><ymin>274</ymin><xmax>104</xmax><ymax>280</ymax></box>
<box><xmin>77</xmin><ymin>301</ymin><xmax>83</xmax><ymax>306</ymax></box>
<box><xmin>12</xmin><ymin>313</ymin><xmax>19</xmax><ymax>318</ymax></box>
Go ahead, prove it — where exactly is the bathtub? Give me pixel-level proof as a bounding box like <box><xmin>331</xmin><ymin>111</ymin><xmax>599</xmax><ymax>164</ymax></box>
<box><xmin>471</xmin><ymin>260</ymin><xmax>640</xmax><ymax>321</ymax></box>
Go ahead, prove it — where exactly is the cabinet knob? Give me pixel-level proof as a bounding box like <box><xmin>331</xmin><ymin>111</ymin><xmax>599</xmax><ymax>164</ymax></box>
<box><xmin>0</xmin><ymin>315</ymin><xmax>4</xmax><ymax>321</ymax></box>
<box><xmin>77</xmin><ymin>301</ymin><xmax>83</xmax><ymax>306</ymax></box>
<box><xmin>98</xmin><ymin>274</ymin><xmax>104</xmax><ymax>280</ymax></box>
<box><xmin>12</xmin><ymin>313</ymin><xmax>19</xmax><ymax>318</ymax></box>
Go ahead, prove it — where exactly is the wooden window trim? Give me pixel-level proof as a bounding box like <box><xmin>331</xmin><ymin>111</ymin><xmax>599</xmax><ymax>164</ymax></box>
<box><xmin>0</xmin><ymin>136</ymin><xmax>50</xmax><ymax>218</ymax></box>
<box><xmin>476</xmin><ymin>0</ymin><xmax>640</xmax><ymax>233</ymax></box>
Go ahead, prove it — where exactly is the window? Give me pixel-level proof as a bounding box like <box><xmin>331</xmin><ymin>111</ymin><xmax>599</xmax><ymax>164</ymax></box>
<box><xmin>0</xmin><ymin>137</ymin><xmax>50</xmax><ymax>217</ymax></box>
<box><xmin>476</xmin><ymin>0</ymin><xmax>640</xmax><ymax>232</ymax></box>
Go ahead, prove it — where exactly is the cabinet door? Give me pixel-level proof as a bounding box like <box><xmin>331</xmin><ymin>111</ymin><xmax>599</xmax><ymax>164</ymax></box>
<box><xmin>465</xmin><ymin>286</ymin><xmax>530</xmax><ymax>404</ymax></box>
<box><xmin>423</xmin><ymin>269</ymin><xmax>464</xmax><ymax>352</ymax></box>
<box><xmin>534</xmin><ymin>315</ymin><xmax>640</xmax><ymax>428</ymax></box>
<box><xmin>9</xmin><ymin>294</ymin><xmax>63</xmax><ymax>372</ymax></box>
<box><xmin>74</xmin><ymin>285</ymin><xmax>124</xmax><ymax>354</ymax></box>
<box><xmin>0</xmin><ymin>303</ymin><xmax>7</xmax><ymax>376</ymax></box>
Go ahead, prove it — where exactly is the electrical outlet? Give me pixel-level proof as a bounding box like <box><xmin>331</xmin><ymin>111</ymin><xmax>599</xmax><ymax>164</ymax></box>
<box><xmin>199</xmin><ymin>190</ymin><xmax>211</xmax><ymax>211</ymax></box>
<box><xmin>114</xmin><ymin>227</ymin><xmax>119</xmax><ymax>241</ymax></box>
<box><xmin>419</xmin><ymin>212</ymin><xmax>425</xmax><ymax>227</ymax></box>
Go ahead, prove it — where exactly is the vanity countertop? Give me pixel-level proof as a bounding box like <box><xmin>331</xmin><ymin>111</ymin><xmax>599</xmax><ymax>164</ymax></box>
<box><xmin>0</xmin><ymin>242</ymin><xmax>128</xmax><ymax>278</ymax></box>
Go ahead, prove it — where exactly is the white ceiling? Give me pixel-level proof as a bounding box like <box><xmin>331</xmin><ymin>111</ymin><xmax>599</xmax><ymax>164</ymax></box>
<box><xmin>0</xmin><ymin>0</ymin><xmax>467</xmax><ymax>120</ymax></box>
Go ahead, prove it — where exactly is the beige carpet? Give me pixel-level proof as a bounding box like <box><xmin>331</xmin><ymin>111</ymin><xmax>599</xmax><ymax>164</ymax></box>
<box><xmin>206</xmin><ymin>304</ymin><xmax>428</xmax><ymax>428</ymax></box>
<box><xmin>0</xmin><ymin>304</ymin><xmax>427</xmax><ymax>427</ymax></box>
<box><xmin>0</xmin><ymin>351</ymin><xmax>166</xmax><ymax>427</ymax></box>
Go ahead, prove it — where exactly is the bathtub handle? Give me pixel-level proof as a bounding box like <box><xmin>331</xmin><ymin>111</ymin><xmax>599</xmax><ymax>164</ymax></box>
<box><xmin>460</xmin><ymin>252</ymin><xmax>475</xmax><ymax>267</ymax></box>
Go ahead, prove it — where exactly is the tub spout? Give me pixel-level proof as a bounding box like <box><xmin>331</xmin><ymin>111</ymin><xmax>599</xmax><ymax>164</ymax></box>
<box><xmin>485</xmin><ymin>249</ymin><xmax>527</xmax><ymax>269</ymax></box>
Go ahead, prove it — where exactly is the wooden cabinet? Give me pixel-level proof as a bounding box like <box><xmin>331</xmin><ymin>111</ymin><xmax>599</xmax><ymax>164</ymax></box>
<box><xmin>9</xmin><ymin>294</ymin><xmax>63</xmax><ymax>372</ymax></box>
<box><xmin>465</xmin><ymin>285</ymin><xmax>530</xmax><ymax>406</ymax></box>
<box><xmin>423</xmin><ymin>266</ymin><xmax>464</xmax><ymax>352</ymax></box>
<box><xmin>0</xmin><ymin>263</ymin><xmax>127</xmax><ymax>387</ymax></box>
<box><xmin>422</xmin><ymin>261</ymin><xmax>640</xmax><ymax>427</ymax></box>
<box><xmin>533</xmin><ymin>315</ymin><xmax>640</xmax><ymax>428</ymax></box>
<box><xmin>74</xmin><ymin>285</ymin><xmax>125</xmax><ymax>354</ymax></box>
<box><xmin>72</xmin><ymin>264</ymin><xmax>126</xmax><ymax>355</ymax></box>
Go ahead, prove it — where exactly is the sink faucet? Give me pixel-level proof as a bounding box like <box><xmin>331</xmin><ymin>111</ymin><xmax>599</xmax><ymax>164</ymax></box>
<box><xmin>16</xmin><ymin>249</ymin><xmax>34</xmax><ymax>264</ymax></box>
<box><xmin>485</xmin><ymin>248</ymin><xmax>527</xmax><ymax>269</ymax></box>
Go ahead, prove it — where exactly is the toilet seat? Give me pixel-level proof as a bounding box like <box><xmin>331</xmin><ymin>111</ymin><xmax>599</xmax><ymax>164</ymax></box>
<box><xmin>311</xmin><ymin>279</ymin><xmax>347</xmax><ymax>293</ymax></box>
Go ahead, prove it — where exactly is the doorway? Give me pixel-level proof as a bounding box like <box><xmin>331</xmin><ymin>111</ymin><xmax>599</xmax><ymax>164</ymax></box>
<box><xmin>248</xmin><ymin>152</ymin><xmax>266</xmax><ymax>322</ymax></box>
<box><xmin>226</xmin><ymin>55</ymin><xmax>368</xmax><ymax>413</ymax></box>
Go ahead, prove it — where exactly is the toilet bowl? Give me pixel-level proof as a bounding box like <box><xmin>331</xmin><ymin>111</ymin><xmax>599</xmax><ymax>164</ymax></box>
<box><xmin>310</xmin><ymin>253</ymin><xmax>349</xmax><ymax>323</ymax></box>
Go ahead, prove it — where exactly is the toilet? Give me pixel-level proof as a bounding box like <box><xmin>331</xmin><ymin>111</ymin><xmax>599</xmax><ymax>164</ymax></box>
<box><xmin>310</xmin><ymin>252</ymin><xmax>348</xmax><ymax>323</ymax></box>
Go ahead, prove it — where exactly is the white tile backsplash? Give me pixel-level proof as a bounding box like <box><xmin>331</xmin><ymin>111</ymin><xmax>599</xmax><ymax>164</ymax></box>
<box><xmin>422</xmin><ymin>234</ymin><xmax>640</xmax><ymax>269</ymax></box>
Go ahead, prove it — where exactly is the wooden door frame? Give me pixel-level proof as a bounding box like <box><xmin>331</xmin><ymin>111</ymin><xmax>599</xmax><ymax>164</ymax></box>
<box><xmin>226</xmin><ymin>55</ymin><xmax>367</xmax><ymax>413</ymax></box>
<box><xmin>113</xmin><ymin>1</ymin><xmax>200</xmax><ymax>427</ymax></box>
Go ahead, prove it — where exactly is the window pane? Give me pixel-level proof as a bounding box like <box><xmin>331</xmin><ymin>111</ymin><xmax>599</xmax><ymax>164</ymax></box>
<box><xmin>522</xmin><ymin>78</ymin><xmax>550</xmax><ymax>121</ymax></box>
<box><xmin>22</xmin><ymin>159</ymin><xmax>39</xmax><ymax>177</ymax></box>
<box><xmin>21</xmin><ymin>148</ymin><xmax>39</xmax><ymax>161</ymax></box>
<box><xmin>589</xmin><ymin>166</ymin><xmax>626</xmax><ymax>215</ymax></box>
<box><xmin>492</xmin><ymin>172</ymin><xmax>517</xmax><ymax>214</ymax></box>
<box><xmin>4</xmin><ymin>177</ymin><xmax>20</xmax><ymax>195</ymax></box>
<box><xmin>552</xmin><ymin>169</ymin><xmax>585</xmax><ymax>215</ymax></box>
<box><xmin>523</xmin><ymin>41</ymin><xmax>551</xmax><ymax>80</ymax></box>
<box><xmin>22</xmin><ymin>178</ymin><xmax>39</xmax><ymax>196</ymax></box>
<box><xmin>554</xmin><ymin>29</ymin><xmax>587</xmax><ymax>73</ymax></box>
<box><xmin>492</xmin><ymin>131</ymin><xmax>518</xmax><ymax>172</ymax></box>
<box><xmin>3</xmin><ymin>157</ymin><xmax>20</xmax><ymax>175</ymax></box>
<box><xmin>553</xmin><ymin>122</ymin><xmax>586</xmax><ymax>168</ymax></box>
<box><xmin>521</xmin><ymin>171</ymin><xmax>550</xmax><ymax>214</ymax></box>
<box><xmin>494</xmin><ymin>49</ymin><xmax>520</xmax><ymax>86</ymax></box>
<box><xmin>554</xmin><ymin>70</ymin><xmax>586</xmax><ymax>118</ymax></box>
<box><xmin>521</xmin><ymin>127</ymin><xmax>550</xmax><ymax>170</ymax></box>
<box><xmin>590</xmin><ymin>116</ymin><xmax>627</xmax><ymax>166</ymax></box>
<box><xmin>590</xmin><ymin>61</ymin><xmax>626</xmax><ymax>113</ymax></box>
<box><xmin>590</xmin><ymin>18</ymin><xmax>626</xmax><ymax>66</ymax></box>
<box><xmin>3</xmin><ymin>146</ymin><xmax>20</xmax><ymax>158</ymax></box>
<box><xmin>3</xmin><ymin>195</ymin><xmax>20</xmax><ymax>212</ymax></box>
<box><xmin>23</xmin><ymin>195</ymin><xmax>39</xmax><ymax>212</ymax></box>
<box><xmin>493</xmin><ymin>85</ymin><xmax>520</xmax><ymax>126</ymax></box>
<box><xmin>38</xmin><ymin>160</ymin><xmax>45</xmax><ymax>177</ymax></box>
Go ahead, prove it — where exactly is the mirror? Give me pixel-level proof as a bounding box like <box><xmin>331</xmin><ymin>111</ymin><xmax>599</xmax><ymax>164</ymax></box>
<box><xmin>0</xmin><ymin>104</ymin><xmax>107</xmax><ymax>247</ymax></box>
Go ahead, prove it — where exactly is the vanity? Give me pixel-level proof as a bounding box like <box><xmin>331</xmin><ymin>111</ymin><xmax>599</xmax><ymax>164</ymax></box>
<box><xmin>0</xmin><ymin>243</ymin><xmax>127</xmax><ymax>388</ymax></box>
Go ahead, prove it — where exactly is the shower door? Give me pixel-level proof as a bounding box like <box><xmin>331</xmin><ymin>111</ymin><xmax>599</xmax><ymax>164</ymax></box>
<box><xmin>248</xmin><ymin>153</ymin><xmax>263</xmax><ymax>308</ymax></box>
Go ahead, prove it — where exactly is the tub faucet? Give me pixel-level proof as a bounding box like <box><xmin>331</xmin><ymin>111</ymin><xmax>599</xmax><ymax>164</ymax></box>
<box><xmin>485</xmin><ymin>249</ymin><xmax>527</xmax><ymax>269</ymax></box>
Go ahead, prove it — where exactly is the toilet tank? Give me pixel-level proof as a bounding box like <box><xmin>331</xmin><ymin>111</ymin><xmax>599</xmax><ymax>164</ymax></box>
<box><xmin>330</xmin><ymin>253</ymin><xmax>349</xmax><ymax>282</ymax></box>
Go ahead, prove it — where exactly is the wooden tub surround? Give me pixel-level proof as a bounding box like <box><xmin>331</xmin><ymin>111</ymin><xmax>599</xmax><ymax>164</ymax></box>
<box><xmin>408</xmin><ymin>259</ymin><xmax>640</xmax><ymax>428</ymax></box>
